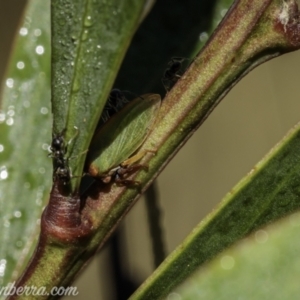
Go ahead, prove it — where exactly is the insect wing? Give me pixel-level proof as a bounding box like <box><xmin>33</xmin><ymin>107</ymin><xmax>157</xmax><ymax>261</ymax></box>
<box><xmin>87</xmin><ymin>94</ymin><xmax>161</xmax><ymax>176</ymax></box>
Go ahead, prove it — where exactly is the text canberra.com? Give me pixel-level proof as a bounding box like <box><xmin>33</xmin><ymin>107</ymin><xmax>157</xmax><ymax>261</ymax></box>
<box><xmin>0</xmin><ymin>282</ymin><xmax>79</xmax><ymax>297</ymax></box>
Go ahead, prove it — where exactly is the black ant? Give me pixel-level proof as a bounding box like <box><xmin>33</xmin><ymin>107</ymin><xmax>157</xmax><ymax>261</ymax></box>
<box><xmin>55</xmin><ymin>163</ymin><xmax>71</xmax><ymax>185</ymax></box>
<box><xmin>49</xmin><ymin>127</ymin><xmax>78</xmax><ymax>185</ymax></box>
<box><xmin>162</xmin><ymin>57</ymin><xmax>187</xmax><ymax>91</ymax></box>
<box><xmin>50</xmin><ymin>130</ymin><xmax>65</xmax><ymax>160</ymax></box>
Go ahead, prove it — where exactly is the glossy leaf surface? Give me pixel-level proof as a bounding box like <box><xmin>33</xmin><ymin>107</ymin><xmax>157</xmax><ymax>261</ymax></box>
<box><xmin>0</xmin><ymin>0</ymin><xmax>51</xmax><ymax>288</ymax></box>
<box><xmin>175</xmin><ymin>211</ymin><xmax>300</xmax><ymax>299</ymax></box>
<box><xmin>130</xmin><ymin>120</ymin><xmax>300</xmax><ymax>299</ymax></box>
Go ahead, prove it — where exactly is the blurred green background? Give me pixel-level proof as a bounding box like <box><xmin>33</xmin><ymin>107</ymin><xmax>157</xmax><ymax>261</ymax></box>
<box><xmin>1</xmin><ymin>1</ymin><xmax>300</xmax><ymax>299</ymax></box>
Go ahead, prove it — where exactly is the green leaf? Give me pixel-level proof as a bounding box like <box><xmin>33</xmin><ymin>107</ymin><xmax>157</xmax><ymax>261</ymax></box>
<box><xmin>51</xmin><ymin>0</ymin><xmax>148</xmax><ymax>192</ymax></box>
<box><xmin>175</xmin><ymin>211</ymin><xmax>300</xmax><ymax>299</ymax></box>
<box><xmin>0</xmin><ymin>0</ymin><xmax>51</xmax><ymax>288</ymax></box>
<box><xmin>130</xmin><ymin>121</ymin><xmax>300</xmax><ymax>299</ymax></box>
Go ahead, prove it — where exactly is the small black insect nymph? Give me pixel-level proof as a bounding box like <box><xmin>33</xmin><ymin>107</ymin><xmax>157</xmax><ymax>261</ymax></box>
<box><xmin>99</xmin><ymin>89</ymin><xmax>130</xmax><ymax>126</ymax></box>
<box><xmin>162</xmin><ymin>57</ymin><xmax>187</xmax><ymax>91</ymax></box>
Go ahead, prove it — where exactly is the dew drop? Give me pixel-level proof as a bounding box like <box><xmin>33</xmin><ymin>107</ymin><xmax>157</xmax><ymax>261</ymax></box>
<box><xmin>25</xmin><ymin>16</ymin><xmax>32</xmax><ymax>23</ymax></box>
<box><xmin>34</xmin><ymin>29</ymin><xmax>42</xmax><ymax>36</ymax></box>
<box><xmin>0</xmin><ymin>167</ymin><xmax>8</xmax><ymax>180</ymax></box>
<box><xmin>220</xmin><ymin>255</ymin><xmax>235</xmax><ymax>270</ymax></box>
<box><xmin>0</xmin><ymin>145</ymin><xmax>4</xmax><ymax>152</ymax></box>
<box><xmin>199</xmin><ymin>32</ymin><xmax>208</xmax><ymax>42</ymax></box>
<box><xmin>72</xmin><ymin>78</ymin><xmax>80</xmax><ymax>92</ymax></box>
<box><xmin>167</xmin><ymin>293</ymin><xmax>182</xmax><ymax>300</ymax></box>
<box><xmin>95</xmin><ymin>62</ymin><xmax>102</xmax><ymax>69</ymax></box>
<box><xmin>23</xmin><ymin>100</ymin><xmax>31</xmax><ymax>108</ymax></box>
<box><xmin>19</xmin><ymin>27</ymin><xmax>28</xmax><ymax>36</ymax></box>
<box><xmin>16</xmin><ymin>61</ymin><xmax>25</xmax><ymax>69</ymax></box>
<box><xmin>40</xmin><ymin>107</ymin><xmax>48</xmax><ymax>115</ymax></box>
<box><xmin>71</xmin><ymin>34</ymin><xmax>77</xmax><ymax>42</ymax></box>
<box><xmin>13</xmin><ymin>211</ymin><xmax>22</xmax><ymax>218</ymax></box>
<box><xmin>84</xmin><ymin>15</ymin><xmax>93</xmax><ymax>27</ymax></box>
<box><xmin>0</xmin><ymin>112</ymin><xmax>5</xmax><ymax>122</ymax></box>
<box><xmin>63</xmin><ymin>54</ymin><xmax>70</xmax><ymax>60</ymax></box>
<box><xmin>7</xmin><ymin>108</ymin><xmax>15</xmax><ymax>117</ymax></box>
<box><xmin>35</xmin><ymin>45</ymin><xmax>45</xmax><ymax>55</ymax></box>
<box><xmin>0</xmin><ymin>259</ymin><xmax>7</xmax><ymax>277</ymax></box>
<box><xmin>6</xmin><ymin>78</ymin><xmax>14</xmax><ymax>88</ymax></box>
<box><xmin>42</xmin><ymin>143</ymin><xmax>49</xmax><ymax>151</ymax></box>
<box><xmin>255</xmin><ymin>230</ymin><xmax>269</xmax><ymax>243</ymax></box>
<box><xmin>6</xmin><ymin>117</ymin><xmax>14</xmax><ymax>126</ymax></box>
<box><xmin>221</xmin><ymin>9</ymin><xmax>228</xmax><ymax>17</ymax></box>
<box><xmin>3</xmin><ymin>220</ymin><xmax>10</xmax><ymax>228</ymax></box>
<box><xmin>35</xmin><ymin>187</ymin><xmax>45</xmax><ymax>206</ymax></box>
<box><xmin>82</xmin><ymin>29</ymin><xmax>89</xmax><ymax>41</ymax></box>
<box><xmin>36</xmin><ymin>198</ymin><xmax>42</xmax><ymax>206</ymax></box>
